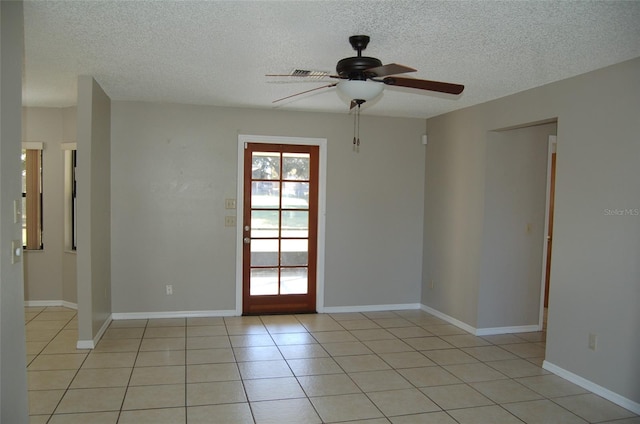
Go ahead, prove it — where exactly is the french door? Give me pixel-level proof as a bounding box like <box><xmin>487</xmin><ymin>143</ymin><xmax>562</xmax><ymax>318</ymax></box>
<box><xmin>242</xmin><ymin>143</ymin><xmax>319</xmax><ymax>315</ymax></box>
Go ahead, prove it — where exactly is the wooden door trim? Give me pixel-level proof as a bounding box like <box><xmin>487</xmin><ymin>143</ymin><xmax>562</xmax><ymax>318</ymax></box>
<box><xmin>235</xmin><ymin>135</ymin><xmax>327</xmax><ymax>315</ymax></box>
<box><xmin>242</xmin><ymin>143</ymin><xmax>318</xmax><ymax>315</ymax></box>
<box><xmin>538</xmin><ymin>135</ymin><xmax>557</xmax><ymax>329</ymax></box>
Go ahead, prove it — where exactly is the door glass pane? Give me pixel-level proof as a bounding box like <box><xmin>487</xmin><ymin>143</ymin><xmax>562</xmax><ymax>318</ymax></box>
<box><xmin>283</xmin><ymin>153</ymin><xmax>310</xmax><ymax>180</ymax></box>
<box><xmin>281</xmin><ymin>239</ymin><xmax>308</xmax><ymax>266</ymax></box>
<box><xmin>251</xmin><ymin>210</ymin><xmax>279</xmax><ymax>238</ymax></box>
<box><xmin>21</xmin><ymin>197</ymin><xmax>27</xmax><ymax>246</ymax></box>
<box><xmin>281</xmin><ymin>268</ymin><xmax>308</xmax><ymax>294</ymax></box>
<box><xmin>250</xmin><ymin>268</ymin><xmax>279</xmax><ymax>295</ymax></box>
<box><xmin>251</xmin><ymin>239</ymin><xmax>279</xmax><ymax>266</ymax></box>
<box><xmin>252</xmin><ymin>182</ymin><xmax>280</xmax><ymax>209</ymax></box>
<box><xmin>282</xmin><ymin>211</ymin><xmax>308</xmax><ymax>238</ymax></box>
<box><xmin>282</xmin><ymin>182</ymin><xmax>309</xmax><ymax>209</ymax></box>
<box><xmin>252</xmin><ymin>152</ymin><xmax>280</xmax><ymax>180</ymax></box>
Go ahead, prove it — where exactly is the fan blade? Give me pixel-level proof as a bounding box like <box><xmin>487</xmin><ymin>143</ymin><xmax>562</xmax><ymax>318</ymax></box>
<box><xmin>272</xmin><ymin>83</ymin><xmax>338</xmax><ymax>103</ymax></box>
<box><xmin>366</xmin><ymin>63</ymin><xmax>416</xmax><ymax>77</ymax></box>
<box><xmin>383</xmin><ymin>76</ymin><xmax>464</xmax><ymax>95</ymax></box>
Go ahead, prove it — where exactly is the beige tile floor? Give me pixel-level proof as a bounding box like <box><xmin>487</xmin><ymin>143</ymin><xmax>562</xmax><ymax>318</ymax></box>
<box><xmin>25</xmin><ymin>306</ymin><xmax>638</xmax><ymax>423</ymax></box>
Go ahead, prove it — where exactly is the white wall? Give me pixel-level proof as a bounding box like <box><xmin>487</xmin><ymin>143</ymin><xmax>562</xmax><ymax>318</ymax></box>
<box><xmin>0</xmin><ymin>1</ymin><xmax>29</xmax><ymax>421</ymax></box>
<box><xmin>424</xmin><ymin>57</ymin><xmax>640</xmax><ymax>406</ymax></box>
<box><xmin>22</xmin><ymin>107</ymin><xmax>77</xmax><ymax>304</ymax></box>
<box><xmin>76</xmin><ymin>76</ymin><xmax>111</xmax><ymax>345</ymax></box>
<box><xmin>110</xmin><ymin>102</ymin><xmax>426</xmax><ymax>313</ymax></box>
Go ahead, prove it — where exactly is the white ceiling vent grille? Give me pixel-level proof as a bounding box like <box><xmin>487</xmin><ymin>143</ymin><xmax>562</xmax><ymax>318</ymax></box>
<box><xmin>290</xmin><ymin>69</ymin><xmax>330</xmax><ymax>79</ymax></box>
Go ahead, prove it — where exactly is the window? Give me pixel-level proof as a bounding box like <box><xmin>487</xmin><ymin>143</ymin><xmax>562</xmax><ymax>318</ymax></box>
<box><xmin>71</xmin><ymin>149</ymin><xmax>77</xmax><ymax>250</ymax></box>
<box><xmin>22</xmin><ymin>146</ymin><xmax>43</xmax><ymax>249</ymax></box>
<box><xmin>62</xmin><ymin>143</ymin><xmax>77</xmax><ymax>251</ymax></box>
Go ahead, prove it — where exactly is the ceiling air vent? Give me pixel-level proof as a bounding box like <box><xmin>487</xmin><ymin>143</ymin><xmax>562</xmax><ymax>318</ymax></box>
<box><xmin>290</xmin><ymin>69</ymin><xmax>330</xmax><ymax>79</ymax></box>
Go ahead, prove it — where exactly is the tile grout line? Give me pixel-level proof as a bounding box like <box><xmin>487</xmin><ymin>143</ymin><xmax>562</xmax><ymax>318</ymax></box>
<box><xmin>229</xmin><ymin>316</ymin><xmax>258</xmax><ymax>424</ymax></box>
<box><xmin>114</xmin><ymin>316</ymin><xmax>148</xmax><ymax>422</ymax></box>
<box><xmin>183</xmin><ymin>317</ymin><xmax>188</xmax><ymax>424</ymax></box>
<box><xmin>25</xmin><ymin>307</ymin><xmax>76</xmax><ymax>367</ymax></box>
<box><xmin>32</xmin><ymin>307</ymin><xmax>89</xmax><ymax>422</ymax></box>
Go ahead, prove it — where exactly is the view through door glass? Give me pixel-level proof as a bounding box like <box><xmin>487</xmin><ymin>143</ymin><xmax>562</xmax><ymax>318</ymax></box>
<box><xmin>243</xmin><ymin>143</ymin><xmax>318</xmax><ymax>315</ymax></box>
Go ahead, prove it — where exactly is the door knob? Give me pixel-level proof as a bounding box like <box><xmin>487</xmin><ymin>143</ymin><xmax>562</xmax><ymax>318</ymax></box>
<box><xmin>243</xmin><ymin>237</ymin><xmax>250</xmax><ymax>244</ymax></box>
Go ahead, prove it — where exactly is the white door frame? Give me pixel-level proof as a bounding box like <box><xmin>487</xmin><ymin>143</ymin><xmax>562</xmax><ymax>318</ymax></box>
<box><xmin>235</xmin><ymin>134</ymin><xmax>327</xmax><ymax>315</ymax></box>
<box><xmin>538</xmin><ymin>135</ymin><xmax>557</xmax><ymax>329</ymax></box>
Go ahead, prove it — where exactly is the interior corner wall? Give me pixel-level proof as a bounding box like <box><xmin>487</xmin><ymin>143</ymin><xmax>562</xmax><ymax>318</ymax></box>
<box><xmin>76</xmin><ymin>76</ymin><xmax>111</xmax><ymax>344</ymax></box>
<box><xmin>424</xmin><ymin>56</ymin><xmax>640</xmax><ymax>405</ymax></box>
<box><xmin>110</xmin><ymin>102</ymin><xmax>425</xmax><ymax>314</ymax></box>
<box><xmin>421</xmin><ymin>108</ymin><xmax>487</xmax><ymax>327</ymax></box>
<box><xmin>0</xmin><ymin>0</ymin><xmax>30</xmax><ymax>422</ymax></box>
<box><xmin>22</xmin><ymin>107</ymin><xmax>76</xmax><ymax>303</ymax></box>
<box><xmin>22</xmin><ymin>108</ymin><xmax>63</xmax><ymax>301</ymax></box>
<box><xmin>478</xmin><ymin>123</ymin><xmax>556</xmax><ymax>329</ymax></box>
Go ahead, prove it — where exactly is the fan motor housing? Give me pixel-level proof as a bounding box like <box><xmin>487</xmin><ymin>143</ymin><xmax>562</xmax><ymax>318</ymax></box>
<box><xmin>336</xmin><ymin>56</ymin><xmax>383</xmax><ymax>80</ymax></box>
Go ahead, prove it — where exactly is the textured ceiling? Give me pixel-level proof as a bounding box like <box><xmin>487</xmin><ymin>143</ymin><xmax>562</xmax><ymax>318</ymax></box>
<box><xmin>22</xmin><ymin>0</ymin><xmax>640</xmax><ymax>119</ymax></box>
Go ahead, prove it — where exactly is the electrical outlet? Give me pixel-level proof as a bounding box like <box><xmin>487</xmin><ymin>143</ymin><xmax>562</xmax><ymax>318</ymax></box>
<box><xmin>225</xmin><ymin>216</ymin><xmax>236</xmax><ymax>227</ymax></box>
<box><xmin>225</xmin><ymin>198</ymin><xmax>236</xmax><ymax>209</ymax></box>
<box><xmin>588</xmin><ymin>333</ymin><xmax>597</xmax><ymax>351</ymax></box>
<box><xmin>166</xmin><ymin>284</ymin><xmax>173</xmax><ymax>295</ymax></box>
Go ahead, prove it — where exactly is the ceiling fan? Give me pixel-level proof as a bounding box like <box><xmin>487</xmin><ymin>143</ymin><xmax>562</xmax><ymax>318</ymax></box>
<box><xmin>269</xmin><ymin>35</ymin><xmax>465</xmax><ymax>110</ymax></box>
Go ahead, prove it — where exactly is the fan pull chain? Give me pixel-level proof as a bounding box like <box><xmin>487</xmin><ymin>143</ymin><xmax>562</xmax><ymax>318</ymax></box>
<box><xmin>353</xmin><ymin>103</ymin><xmax>361</xmax><ymax>152</ymax></box>
<box><xmin>353</xmin><ymin>104</ymin><xmax>357</xmax><ymax>148</ymax></box>
<box><xmin>357</xmin><ymin>104</ymin><xmax>361</xmax><ymax>147</ymax></box>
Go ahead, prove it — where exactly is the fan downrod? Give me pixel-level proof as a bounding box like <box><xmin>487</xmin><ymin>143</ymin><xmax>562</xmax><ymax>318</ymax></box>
<box><xmin>349</xmin><ymin>35</ymin><xmax>370</xmax><ymax>56</ymax></box>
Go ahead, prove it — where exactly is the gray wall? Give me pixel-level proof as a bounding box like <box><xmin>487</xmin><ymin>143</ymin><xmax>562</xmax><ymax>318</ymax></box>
<box><xmin>422</xmin><ymin>107</ymin><xmax>486</xmax><ymax>327</ymax></box>
<box><xmin>22</xmin><ymin>107</ymin><xmax>77</xmax><ymax>304</ymax></box>
<box><xmin>478</xmin><ymin>123</ymin><xmax>555</xmax><ymax>329</ymax></box>
<box><xmin>0</xmin><ymin>0</ymin><xmax>29</xmax><ymax>421</ymax></box>
<box><xmin>111</xmin><ymin>102</ymin><xmax>426</xmax><ymax>313</ymax></box>
<box><xmin>424</xmin><ymin>57</ymin><xmax>640</xmax><ymax>404</ymax></box>
<box><xmin>76</xmin><ymin>76</ymin><xmax>111</xmax><ymax>344</ymax></box>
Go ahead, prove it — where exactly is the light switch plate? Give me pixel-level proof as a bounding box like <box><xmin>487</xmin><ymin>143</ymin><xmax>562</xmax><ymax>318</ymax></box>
<box><xmin>225</xmin><ymin>216</ymin><xmax>236</xmax><ymax>227</ymax></box>
<box><xmin>588</xmin><ymin>333</ymin><xmax>597</xmax><ymax>351</ymax></box>
<box><xmin>225</xmin><ymin>199</ymin><xmax>236</xmax><ymax>209</ymax></box>
<box><xmin>14</xmin><ymin>199</ymin><xmax>21</xmax><ymax>224</ymax></box>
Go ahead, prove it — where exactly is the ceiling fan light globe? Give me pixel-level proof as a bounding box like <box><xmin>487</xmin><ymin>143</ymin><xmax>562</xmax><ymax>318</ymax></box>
<box><xmin>337</xmin><ymin>80</ymin><xmax>383</xmax><ymax>102</ymax></box>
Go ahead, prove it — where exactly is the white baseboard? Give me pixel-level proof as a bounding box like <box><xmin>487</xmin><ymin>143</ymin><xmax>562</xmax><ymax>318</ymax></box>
<box><xmin>475</xmin><ymin>324</ymin><xmax>540</xmax><ymax>336</ymax></box>
<box><xmin>61</xmin><ymin>301</ymin><xmax>78</xmax><ymax>310</ymax></box>
<box><xmin>543</xmin><ymin>360</ymin><xmax>640</xmax><ymax>415</ymax></box>
<box><xmin>76</xmin><ymin>314</ymin><xmax>112</xmax><ymax>350</ymax></box>
<box><xmin>113</xmin><ymin>305</ymin><xmax>421</xmax><ymax>320</ymax></box>
<box><xmin>111</xmin><ymin>309</ymin><xmax>238</xmax><ymax>320</ymax></box>
<box><xmin>420</xmin><ymin>304</ymin><xmax>477</xmax><ymax>334</ymax></box>
<box><xmin>420</xmin><ymin>304</ymin><xmax>540</xmax><ymax>336</ymax></box>
<box><xmin>25</xmin><ymin>300</ymin><xmax>78</xmax><ymax>310</ymax></box>
<box><xmin>320</xmin><ymin>303</ymin><xmax>422</xmax><ymax>314</ymax></box>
